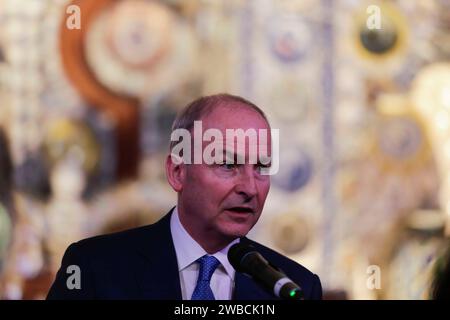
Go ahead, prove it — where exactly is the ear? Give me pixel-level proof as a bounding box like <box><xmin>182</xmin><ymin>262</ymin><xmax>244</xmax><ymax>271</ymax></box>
<box><xmin>165</xmin><ymin>153</ymin><xmax>185</xmax><ymax>192</ymax></box>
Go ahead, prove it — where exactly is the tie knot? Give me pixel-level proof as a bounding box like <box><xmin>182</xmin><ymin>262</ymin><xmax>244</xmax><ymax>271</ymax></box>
<box><xmin>197</xmin><ymin>255</ymin><xmax>220</xmax><ymax>282</ymax></box>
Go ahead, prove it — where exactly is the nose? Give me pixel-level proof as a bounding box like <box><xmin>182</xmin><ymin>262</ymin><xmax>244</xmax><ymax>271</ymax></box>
<box><xmin>234</xmin><ymin>166</ymin><xmax>258</xmax><ymax>200</ymax></box>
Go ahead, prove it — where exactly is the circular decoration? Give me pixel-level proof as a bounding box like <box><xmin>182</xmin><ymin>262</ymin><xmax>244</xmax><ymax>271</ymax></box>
<box><xmin>371</xmin><ymin>111</ymin><xmax>429</xmax><ymax>173</ymax></box>
<box><xmin>377</xmin><ymin>116</ymin><xmax>422</xmax><ymax>160</ymax></box>
<box><xmin>353</xmin><ymin>2</ymin><xmax>408</xmax><ymax>61</ymax></box>
<box><xmin>266</xmin><ymin>13</ymin><xmax>312</xmax><ymax>64</ymax></box>
<box><xmin>85</xmin><ymin>0</ymin><xmax>197</xmax><ymax>98</ymax></box>
<box><xmin>359</xmin><ymin>18</ymin><xmax>398</xmax><ymax>55</ymax></box>
<box><xmin>42</xmin><ymin>119</ymin><xmax>100</xmax><ymax>174</ymax></box>
<box><xmin>271</xmin><ymin>212</ymin><xmax>310</xmax><ymax>255</ymax></box>
<box><xmin>106</xmin><ymin>0</ymin><xmax>173</xmax><ymax>69</ymax></box>
<box><xmin>272</xmin><ymin>148</ymin><xmax>313</xmax><ymax>192</ymax></box>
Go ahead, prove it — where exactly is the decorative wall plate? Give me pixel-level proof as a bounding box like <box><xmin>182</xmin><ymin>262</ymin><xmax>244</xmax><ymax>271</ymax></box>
<box><xmin>370</xmin><ymin>112</ymin><xmax>429</xmax><ymax>173</ymax></box>
<box><xmin>272</xmin><ymin>147</ymin><xmax>313</xmax><ymax>193</ymax></box>
<box><xmin>106</xmin><ymin>0</ymin><xmax>173</xmax><ymax>70</ymax></box>
<box><xmin>271</xmin><ymin>211</ymin><xmax>310</xmax><ymax>255</ymax></box>
<box><xmin>352</xmin><ymin>2</ymin><xmax>408</xmax><ymax>62</ymax></box>
<box><xmin>84</xmin><ymin>0</ymin><xmax>197</xmax><ymax>98</ymax></box>
<box><xmin>265</xmin><ymin>13</ymin><xmax>312</xmax><ymax>64</ymax></box>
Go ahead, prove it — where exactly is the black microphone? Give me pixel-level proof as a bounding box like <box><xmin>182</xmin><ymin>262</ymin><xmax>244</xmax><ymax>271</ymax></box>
<box><xmin>228</xmin><ymin>243</ymin><xmax>304</xmax><ymax>300</ymax></box>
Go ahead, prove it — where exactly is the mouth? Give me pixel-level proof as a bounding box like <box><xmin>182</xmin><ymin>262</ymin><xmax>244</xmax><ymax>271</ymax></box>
<box><xmin>225</xmin><ymin>207</ymin><xmax>255</xmax><ymax>215</ymax></box>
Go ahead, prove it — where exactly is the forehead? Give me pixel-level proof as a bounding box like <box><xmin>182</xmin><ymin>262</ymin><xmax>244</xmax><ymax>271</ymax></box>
<box><xmin>201</xmin><ymin>103</ymin><xmax>270</xmax><ymax>131</ymax></box>
<box><xmin>199</xmin><ymin>103</ymin><xmax>272</xmax><ymax>157</ymax></box>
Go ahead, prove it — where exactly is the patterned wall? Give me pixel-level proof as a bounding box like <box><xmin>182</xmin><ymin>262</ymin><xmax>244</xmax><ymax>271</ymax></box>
<box><xmin>0</xmin><ymin>0</ymin><xmax>449</xmax><ymax>299</ymax></box>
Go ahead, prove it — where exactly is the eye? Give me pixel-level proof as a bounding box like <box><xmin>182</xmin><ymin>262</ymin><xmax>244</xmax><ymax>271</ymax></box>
<box><xmin>220</xmin><ymin>163</ymin><xmax>237</xmax><ymax>170</ymax></box>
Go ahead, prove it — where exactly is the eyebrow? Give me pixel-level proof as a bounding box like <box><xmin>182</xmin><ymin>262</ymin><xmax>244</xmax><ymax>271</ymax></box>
<box><xmin>223</xmin><ymin>149</ymin><xmax>244</xmax><ymax>164</ymax></box>
<box><xmin>221</xmin><ymin>149</ymin><xmax>271</xmax><ymax>165</ymax></box>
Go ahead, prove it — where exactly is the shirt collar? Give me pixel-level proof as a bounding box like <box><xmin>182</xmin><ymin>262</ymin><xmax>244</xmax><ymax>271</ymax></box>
<box><xmin>170</xmin><ymin>206</ymin><xmax>238</xmax><ymax>279</ymax></box>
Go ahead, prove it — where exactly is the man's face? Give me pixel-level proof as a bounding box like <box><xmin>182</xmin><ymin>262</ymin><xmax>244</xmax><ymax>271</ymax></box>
<box><xmin>176</xmin><ymin>103</ymin><xmax>272</xmax><ymax>243</ymax></box>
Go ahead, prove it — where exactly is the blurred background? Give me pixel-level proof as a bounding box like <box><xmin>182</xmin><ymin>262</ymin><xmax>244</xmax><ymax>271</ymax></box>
<box><xmin>0</xmin><ymin>0</ymin><xmax>449</xmax><ymax>300</ymax></box>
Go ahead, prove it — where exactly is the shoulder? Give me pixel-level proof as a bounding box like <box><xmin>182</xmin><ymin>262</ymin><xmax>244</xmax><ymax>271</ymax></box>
<box><xmin>47</xmin><ymin>216</ymin><xmax>171</xmax><ymax>300</ymax></box>
<box><xmin>72</xmin><ymin>224</ymin><xmax>153</xmax><ymax>253</ymax></box>
<box><xmin>67</xmin><ymin>213</ymin><xmax>170</xmax><ymax>262</ymax></box>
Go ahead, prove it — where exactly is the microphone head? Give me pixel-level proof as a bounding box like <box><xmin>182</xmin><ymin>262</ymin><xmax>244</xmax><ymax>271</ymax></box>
<box><xmin>228</xmin><ymin>242</ymin><xmax>257</xmax><ymax>273</ymax></box>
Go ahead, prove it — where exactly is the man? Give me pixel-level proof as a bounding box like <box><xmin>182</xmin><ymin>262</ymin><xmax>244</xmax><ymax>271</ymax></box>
<box><xmin>47</xmin><ymin>93</ymin><xmax>322</xmax><ymax>300</ymax></box>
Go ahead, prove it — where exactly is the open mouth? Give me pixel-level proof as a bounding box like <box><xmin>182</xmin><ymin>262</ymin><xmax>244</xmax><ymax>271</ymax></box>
<box><xmin>226</xmin><ymin>207</ymin><xmax>254</xmax><ymax>214</ymax></box>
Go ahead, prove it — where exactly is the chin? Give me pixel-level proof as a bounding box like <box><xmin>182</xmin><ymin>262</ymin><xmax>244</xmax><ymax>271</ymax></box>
<box><xmin>218</xmin><ymin>222</ymin><xmax>253</xmax><ymax>239</ymax></box>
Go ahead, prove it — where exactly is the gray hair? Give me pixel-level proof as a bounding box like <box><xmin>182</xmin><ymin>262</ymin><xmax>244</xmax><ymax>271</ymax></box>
<box><xmin>169</xmin><ymin>93</ymin><xmax>269</xmax><ymax>151</ymax></box>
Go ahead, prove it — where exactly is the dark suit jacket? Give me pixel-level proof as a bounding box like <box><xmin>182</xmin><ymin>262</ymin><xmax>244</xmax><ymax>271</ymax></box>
<box><xmin>47</xmin><ymin>209</ymin><xmax>322</xmax><ymax>300</ymax></box>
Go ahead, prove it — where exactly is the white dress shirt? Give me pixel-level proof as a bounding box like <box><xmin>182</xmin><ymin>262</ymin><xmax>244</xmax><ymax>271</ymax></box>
<box><xmin>170</xmin><ymin>207</ymin><xmax>239</xmax><ymax>300</ymax></box>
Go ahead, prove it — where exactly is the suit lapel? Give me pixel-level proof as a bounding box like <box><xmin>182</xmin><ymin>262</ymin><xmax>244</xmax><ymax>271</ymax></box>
<box><xmin>133</xmin><ymin>209</ymin><xmax>182</xmax><ymax>300</ymax></box>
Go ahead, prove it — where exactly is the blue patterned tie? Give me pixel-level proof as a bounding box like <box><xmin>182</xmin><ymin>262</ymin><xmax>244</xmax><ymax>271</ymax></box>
<box><xmin>191</xmin><ymin>255</ymin><xmax>220</xmax><ymax>300</ymax></box>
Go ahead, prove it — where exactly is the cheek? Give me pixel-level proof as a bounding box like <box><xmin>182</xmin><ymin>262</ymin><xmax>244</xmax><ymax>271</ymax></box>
<box><xmin>258</xmin><ymin>180</ymin><xmax>271</xmax><ymax>202</ymax></box>
<box><xmin>207</xmin><ymin>182</ymin><xmax>234</xmax><ymax>205</ymax></box>
<box><xmin>187</xmin><ymin>170</ymin><xmax>229</xmax><ymax>202</ymax></box>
